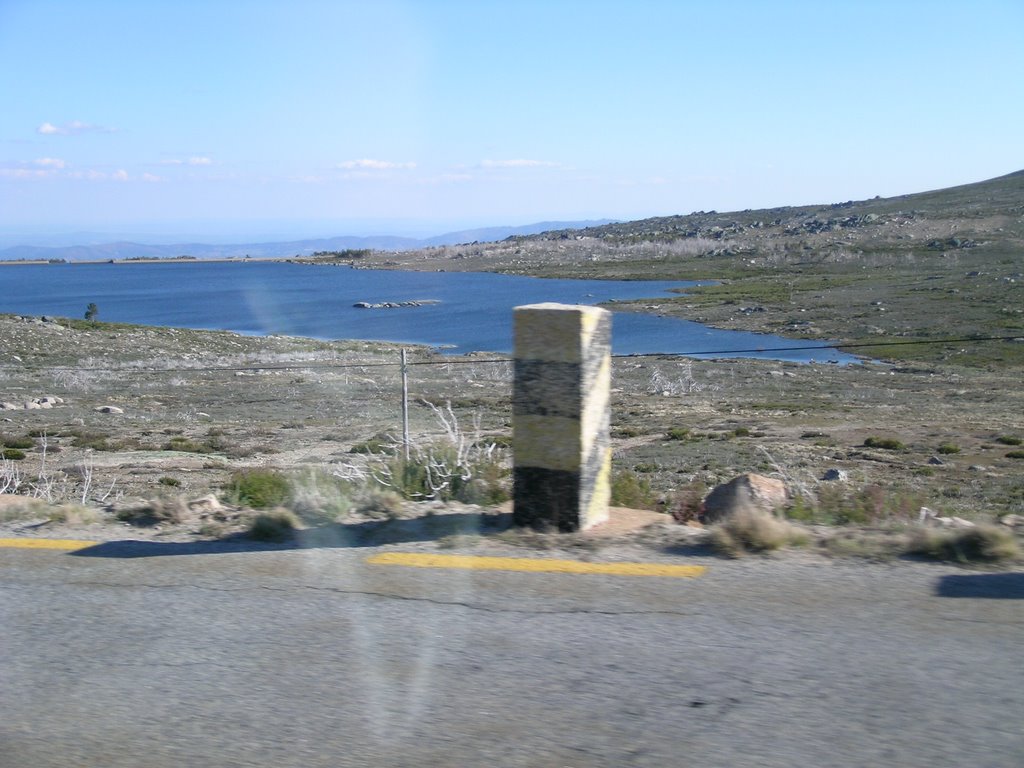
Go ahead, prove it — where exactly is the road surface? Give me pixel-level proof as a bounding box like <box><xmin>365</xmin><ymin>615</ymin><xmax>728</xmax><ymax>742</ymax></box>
<box><xmin>1</xmin><ymin>540</ymin><xmax>1021</xmax><ymax>767</ymax></box>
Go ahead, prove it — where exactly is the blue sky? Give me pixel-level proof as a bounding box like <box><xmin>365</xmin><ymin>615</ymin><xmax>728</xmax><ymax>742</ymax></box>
<box><xmin>1</xmin><ymin>0</ymin><xmax>1022</xmax><ymax>243</ymax></box>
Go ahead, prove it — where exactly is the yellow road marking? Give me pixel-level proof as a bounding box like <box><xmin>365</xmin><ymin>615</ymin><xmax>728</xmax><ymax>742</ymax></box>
<box><xmin>367</xmin><ymin>552</ymin><xmax>706</xmax><ymax>578</ymax></box>
<box><xmin>0</xmin><ymin>537</ymin><xmax>97</xmax><ymax>552</ymax></box>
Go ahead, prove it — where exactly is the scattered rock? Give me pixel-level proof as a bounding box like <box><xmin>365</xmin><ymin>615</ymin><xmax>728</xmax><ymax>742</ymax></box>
<box><xmin>353</xmin><ymin>299</ymin><xmax>441</xmax><ymax>309</ymax></box>
<box><xmin>822</xmin><ymin>468</ymin><xmax>848</xmax><ymax>482</ymax></box>
<box><xmin>919</xmin><ymin>507</ymin><xmax>976</xmax><ymax>528</ymax></box>
<box><xmin>95</xmin><ymin>405</ymin><xmax>124</xmax><ymax>414</ymax></box>
<box><xmin>701</xmin><ymin>473</ymin><xmax>787</xmax><ymax>524</ymax></box>
<box><xmin>927</xmin><ymin>456</ymin><xmax>945</xmax><ymax>465</ymax></box>
<box><xmin>998</xmin><ymin>514</ymin><xmax>1023</xmax><ymax>528</ymax></box>
<box><xmin>188</xmin><ymin>494</ymin><xmax>224</xmax><ymax>514</ymax></box>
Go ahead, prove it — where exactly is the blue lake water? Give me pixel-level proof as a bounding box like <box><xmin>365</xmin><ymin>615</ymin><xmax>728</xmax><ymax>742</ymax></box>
<box><xmin>0</xmin><ymin>261</ymin><xmax>857</xmax><ymax>363</ymax></box>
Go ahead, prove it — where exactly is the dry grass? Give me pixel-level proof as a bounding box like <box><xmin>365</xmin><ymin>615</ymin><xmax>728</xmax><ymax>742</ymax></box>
<box><xmin>113</xmin><ymin>496</ymin><xmax>190</xmax><ymax>526</ymax></box>
<box><xmin>905</xmin><ymin>525</ymin><xmax>1021</xmax><ymax>563</ymax></box>
<box><xmin>248</xmin><ymin>508</ymin><xmax>301</xmax><ymax>541</ymax></box>
<box><xmin>709</xmin><ymin>509</ymin><xmax>809</xmax><ymax>557</ymax></box>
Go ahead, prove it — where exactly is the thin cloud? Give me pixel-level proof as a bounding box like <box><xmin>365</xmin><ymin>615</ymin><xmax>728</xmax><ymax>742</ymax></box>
<box><xmin>141</xmin><ymin>172</ymin><xmax>162</xmax><ymax>182</ymax></box>
<box><xmin>337</xmin><ymin>158</ymin><xmax>416</xmax><ymax>170</ymax></box>
<box><xmin>159</xmin><ymin>156</ymin><xmax>214</xmax><ymax>166</ymax></box>
<box><xmin>0</xmin><ymin>168</ymin><xmax>51</xmax><ymax>179</ymax></box>
<box><xmin>0</xmin><ymin>158</ymin><xmax>64</xmax><ymax>178</ymax></box>
<box><xmin>480</xmin><ymin>159</ymin><xmax>559</xmax><ymax>169</ymax></box>
<box><xmin>37</xmin><ymin>120</ymin><xmax>113</xmax><ymax>136</ymax></box>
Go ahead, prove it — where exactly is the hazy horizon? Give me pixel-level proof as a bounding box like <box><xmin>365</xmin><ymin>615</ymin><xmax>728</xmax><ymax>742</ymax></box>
<box><xmin>2</xmin><ymin>1</ymin><xmax>1022</xmax><ymax>243</ymax></box>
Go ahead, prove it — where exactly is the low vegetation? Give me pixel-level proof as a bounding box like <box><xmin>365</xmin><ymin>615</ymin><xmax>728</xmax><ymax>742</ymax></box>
<box><xmin>709</xmin><ymin>510</ymin><xmax>809</xmax><ymax>557</ymax></box>
<box><xmin>906</xmin><ymin>525</ymin><xmax>1020</xmax><ymax>564</ymax></box>
<box><xmin>1</xmin><ymin>172</ymin><xmax>1022</xmax><ymax>564</ymax></box>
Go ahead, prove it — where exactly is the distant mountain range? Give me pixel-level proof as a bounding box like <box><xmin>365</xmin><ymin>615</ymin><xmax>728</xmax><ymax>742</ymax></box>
<box><xmin>0</xmin><ymin>220</ymin><xmax>616</xmax><ymax>262</ymax></box>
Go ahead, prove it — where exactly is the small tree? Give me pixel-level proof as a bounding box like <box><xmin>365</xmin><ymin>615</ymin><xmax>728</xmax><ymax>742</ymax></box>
<box><xmin>84</xmin><ymin>303</ymin><xmax>99</xmax><ymax>321</ymax></box>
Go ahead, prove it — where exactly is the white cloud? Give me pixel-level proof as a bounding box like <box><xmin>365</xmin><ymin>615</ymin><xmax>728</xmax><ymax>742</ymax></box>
<box><xmin>37</xmin><ymin>120</ymin><xmax>112</xmax><ymax>136</ymax></box>
<box><xmin>34</xmin><ymin>157</ymin><xmax>66</xmax><ymax>169</ymax></box>
<box><xmin>418</xmin><ymin>173</ymin><xmax>474</xmax><ymax>185</ymax></box>
<box><xmin>159</xmin><ymin>156</ymin><xmax>214</xmax><ymax>166</ymax></box>
<box><xmin>481</xmin><ymin>159</ymin><xmax>559</xmax><ymax>169</ymax></box>
<box><xmin>142</xmin><ymin>172</ymin><xmax>162</xmax><ymax>182</ymax></box>
<box><xmin>112</xmin><ymin>169</ymin><xmax>129</xmax><ymax>181</ymax></box>
<box><xmin>337</xmin><ymin>158</ymin><xmax>416</xmax><ymax>170</ymax></box>
<box><xmin>0</xmin><ymin>168</ymin><xmax>50</xmax><ymax>179</ymax></box>
<box><xmin>67</xmin><ymin>170</ymin><xmax>108</xmax><ymax>180</ymax></box>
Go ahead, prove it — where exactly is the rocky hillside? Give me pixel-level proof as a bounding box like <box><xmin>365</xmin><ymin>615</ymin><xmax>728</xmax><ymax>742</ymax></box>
<box><xmin>352</xmin><ymin>171</ymin><xmax>1024</xmax><ymax>367</ymax></box>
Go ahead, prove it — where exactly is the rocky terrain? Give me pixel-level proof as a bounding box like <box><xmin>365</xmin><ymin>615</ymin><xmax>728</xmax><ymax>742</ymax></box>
<box><xmin>2</xmin><ymin>171</ymin><xmax>1022</xmax><ymax>558</ymax></box>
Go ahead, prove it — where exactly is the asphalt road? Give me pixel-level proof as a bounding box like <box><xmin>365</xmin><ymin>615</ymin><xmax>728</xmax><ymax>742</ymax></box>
<box><xmin>1</xmin><ymin>542</ymin><xmax>1022</xmax><ymax>768</ymax></box>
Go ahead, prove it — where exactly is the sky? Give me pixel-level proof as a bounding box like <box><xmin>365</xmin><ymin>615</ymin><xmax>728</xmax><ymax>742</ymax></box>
<box><xmin>1</xmin><ymin>0</ymin><xmax>1022</xmax><ymax>244</ymax></box>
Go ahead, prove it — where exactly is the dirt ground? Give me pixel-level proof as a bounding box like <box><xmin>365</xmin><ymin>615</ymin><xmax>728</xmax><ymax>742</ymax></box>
<box><xmin>2</xmin><ymin>312</ymin><xmax>1022</xmax><ymax>555</ymax></box>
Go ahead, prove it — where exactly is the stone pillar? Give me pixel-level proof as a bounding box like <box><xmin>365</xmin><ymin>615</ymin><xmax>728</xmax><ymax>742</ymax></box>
<box><xmin>513</xmin><ymin>303</ymin><xmax>611</xmax><ymax>531</ymax></box>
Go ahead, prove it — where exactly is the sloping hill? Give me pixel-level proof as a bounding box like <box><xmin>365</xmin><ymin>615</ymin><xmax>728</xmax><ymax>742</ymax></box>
<box><xmin>369</xmin><ymin>170</ymin><xmax>1024</xmax><ymax>367</ymax></box>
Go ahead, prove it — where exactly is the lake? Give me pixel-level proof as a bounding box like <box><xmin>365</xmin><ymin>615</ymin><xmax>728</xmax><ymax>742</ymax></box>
<box><xmin>0</xmin><ymin>261</ymin><xmax>857</xmax><ymax>362</ymax></box>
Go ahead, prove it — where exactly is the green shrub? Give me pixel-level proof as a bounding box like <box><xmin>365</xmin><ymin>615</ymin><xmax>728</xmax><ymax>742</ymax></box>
<box><xmin>70</xmin><ymin>430</ymin><xmax>130</xmax><ymax>452</ymax></box>
<box><xmin>864</xmin><ymin>436</ymin><xmax>905</xmax><ymax>451</ymax></box>
<box><xmin>784</xmin><ymin>495</ymin><xmax>818</xmax><ymax>523</ymax></box>
<box><xmin>2</xmin><ymin>435</ymin><xmax>35</xmax><ymax>450</ymax></box>
<box><xmin>995</xmin><ymin>435</ymin><xmax>1022</xmax><ymax>446</ymax></box>
<box><xmin>665</xmin><ymin>427</ymin><xmax>690</xmax><ymax>441</ymax></box>
<box><xmin>158</xmin><ymin>476</ymin><xmax>181</xmax><ymax>487</ymax></box>
<box><xmin>812</xmin><ymin>484</ymin><xmax>924</xmax><ymax>525</ymax></box>
<box><xmin>632</xmin><ymin>462</ymin><xmax>659</xmax><ymax>473</ymax></box>
<box><xmin>349</xmin><ymin>432</ymin><xmax>394</xmax><ymax>454</ymax></box>
<box><xmin>1006</xmin><ymin>450</ymin><xmax>1024</xmax><ymax>460</ymax></box>
<box><xmin>249</xmin><ymin>509</ymin><xmax>300</xmax><ymax>541</ymax></box>
<box><xmin>163</xmin><ymin>436</ymin><xmax>202</xmax><ymax>452</ymax></box>
<box><xmin>732</xmin><ymin>427</ymin><xmax>751</xmax><ymax>438</ymax></box>
<box><xmin>226</xmin><ymin>469</ymin><xmax>291</xmax><ymax>508</ymax></box>
<box><xmin>610</xmin><ymin>469</ymin><xmax>657</xmax><ymax>510</ymax></box>
<box><xmin>1</xmin><ymin>448</ymin><xmax>26</xmax><ymax>460</ymax></box>
<box><xmin>936</xmin><ymin>443</ymin><xmax>960</xmax><ymax>455</ymax></box>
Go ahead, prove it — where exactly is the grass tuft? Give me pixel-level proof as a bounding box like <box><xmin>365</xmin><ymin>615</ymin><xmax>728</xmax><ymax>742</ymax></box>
<box><xmin>225</xmin><ymin>469</ymin><xmax>291</xmax><ymax>509</ymax></box>
<box><xmin>864</xmin><ymin>436</ymin><xmax>905</xmax><ymax>451</ymax></box>
<box><xmin>905</xmin><ymin>524</ymin><xmax>1020</xmax><ymax>563</ymax></box>
<box><xmin>248</xmin><ymin>508</ymin><xmax>301</xmax><ymax>541</ymax></box>
<box><xmin>709</xmin><ymin>509</ymin><xmax>809</xmax><ymax>557</ymax></box>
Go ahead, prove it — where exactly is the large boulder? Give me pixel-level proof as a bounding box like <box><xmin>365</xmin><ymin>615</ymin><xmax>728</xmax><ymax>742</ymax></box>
<box><xmin>701</xmin><ymin>473</ymin><xmax>787</xmax><ymax>524</ymax></box>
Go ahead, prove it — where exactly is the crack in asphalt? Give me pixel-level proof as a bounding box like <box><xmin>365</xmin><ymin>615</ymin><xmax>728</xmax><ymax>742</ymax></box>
<box><xmin>1</xmin><ymin>578</ymin><xmax>697</xmax><ymax>618</ymax></box>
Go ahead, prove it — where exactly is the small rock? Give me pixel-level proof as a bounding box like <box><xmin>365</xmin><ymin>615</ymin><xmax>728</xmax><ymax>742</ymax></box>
<box><xmin>95</xmin><ymin>405</ymin><xmax>124</xmax><ymax>414</ymax></box>
<box><xmin>188</xmin><ymin>494</ymin><xmax>224</xmax><ymax>514</ymax></box>
<box><xmin>927</xmin><ymin>456</ymin><xmax>945</xmax><ymax>465</ymax></box>
<box><xmin>998</xmin><ymin>514</ymin><xmax>1023</xmax><ymax>528</ymax></box>
<box><xmin>822</xmin><ymin>468</ymin><xmax>848</xmax><ymax>482</ymax></box>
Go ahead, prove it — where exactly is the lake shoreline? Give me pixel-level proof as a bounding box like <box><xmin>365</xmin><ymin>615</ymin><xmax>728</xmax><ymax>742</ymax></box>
<box><xmin>0</xmin><ymin>261</ymin><xmax>857</xmax><ymax>362</ymax></box>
